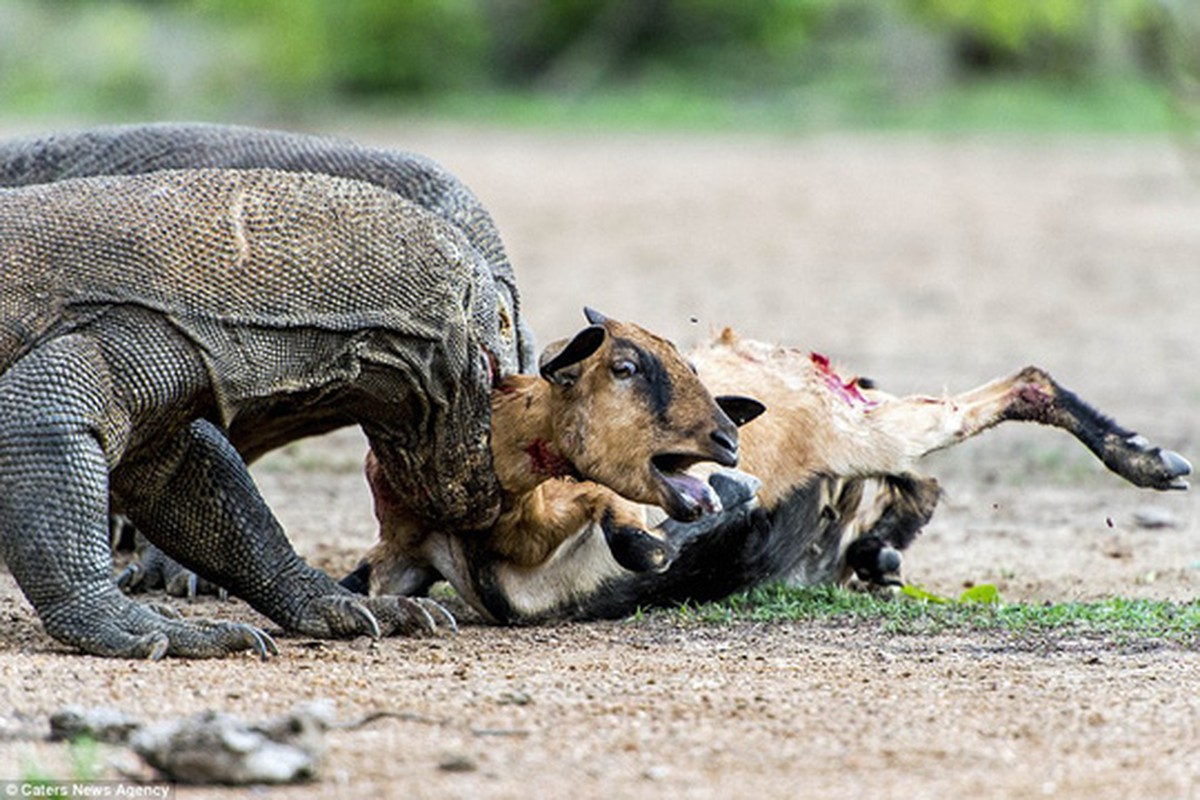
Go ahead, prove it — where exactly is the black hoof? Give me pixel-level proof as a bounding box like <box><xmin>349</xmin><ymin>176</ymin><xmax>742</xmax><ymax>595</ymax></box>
<box><xmin>602</xmin><ymin>517</ymin><xmax>677</xmax><ymax>573</ymax></box>
<box><xmin>846</xmin><ymin>536</ymin><xmax>902</xmax><ymax>586</ymax></box>
<box><xmin>1159</xmin><ymin>449</ymin><xmax>1192</xmax><ymax>490</ymax></box>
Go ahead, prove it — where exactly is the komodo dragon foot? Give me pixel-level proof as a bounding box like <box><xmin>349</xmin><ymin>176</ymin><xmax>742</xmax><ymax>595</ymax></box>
<box><xmin>117</xmin><ymin>550</ymin><xmax>458</xmax><ymax>638</ymax></box>
<box><xmin>41</xmin><ymin>592</ymin><xmax>277</xmax><ymax>661</ymax></box>
<box><xmin>117</xmin><ymin>533</ymin><xmax>228</xmax><ymax>601</ymax></box>
<box><xmin>117</xmin><ymin>555</ymin><xmax>459</xmax><ymax>636</ymax></box>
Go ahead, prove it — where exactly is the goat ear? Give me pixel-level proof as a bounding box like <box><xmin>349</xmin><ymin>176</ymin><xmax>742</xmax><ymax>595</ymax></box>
<box><xmin>539</xmin><ymin>325</ymin><xmax>607</xmax><ymax>385</ymax></box>
<box><xmin>583</xmin><ymin>306</ymin><xmax>610</xmax><ymax>326</ymax></box>
<box><xmin>715</xmin><ymin>395</ymin><xmax>766</xmax><ymax>427</ymax></box>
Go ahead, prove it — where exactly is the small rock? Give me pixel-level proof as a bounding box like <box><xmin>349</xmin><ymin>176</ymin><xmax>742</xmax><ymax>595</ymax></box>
<box><xmin>643</xmin><ymin>765</ymin><xmax>671</xmax><ymax>781</ymax></box>
<box><xmin>348</xmin><ymin>636</ymin><xmax>377</xmax><ymax>652</ymax></box>
<box><xmin>130</xmin><ymin>705</ymin><xmax>330</xmax><ymax>785</ymax></box>
<box><xmin>1133</xmin><ymin>507</ymin><xmax>1177</xmax><ymax>530</ymax></box>
<box><xmin>438</xmin><ymin>753</ymin><xmax>477</xmax><ymax>772</ymax></box>
<box><xmin>50</xmin><ymin>706</ymin><xmax>142</xmax><ymax>744</ymax></box>
<box><xmin>496</xmin><ymin>690</ymin><xmax>532</xmax><ymax>706</ymax></box>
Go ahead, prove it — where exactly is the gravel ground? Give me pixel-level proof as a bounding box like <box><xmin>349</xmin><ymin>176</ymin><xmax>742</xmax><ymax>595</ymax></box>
<box><xmin>1</xmin><ymin>123</ymin><xmax>1197</xmax><ymax>798</ymax></box>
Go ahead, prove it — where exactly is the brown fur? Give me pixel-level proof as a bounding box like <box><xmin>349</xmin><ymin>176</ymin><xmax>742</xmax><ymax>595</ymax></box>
<box><xmin>360</xmin><ymin>311</ymin><xmax>739</xmax><ymax>594</ymax></box>
<box><xmin>689</xmin><ymin>329</ymin><xmax>1188</xmax><ymax>582</ymax></box>
<box><xmin>360</xmin><ymin>327</ymin><xmax>1189</xmax><ymax>612</ymax></box>
<box><xmin>696</xmin><ymin>328</ymin><xmax>1186</xmax><ymax>502</ymax></box>
<box><xmin>485</xmin><ymin>480</ymin><xmax>650</xmax><ymax>568</ymax></box>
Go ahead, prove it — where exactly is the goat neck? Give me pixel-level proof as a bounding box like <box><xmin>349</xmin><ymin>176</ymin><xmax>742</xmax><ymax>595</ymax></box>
<box><xmin>490</xmin><ymin>374</ymin><xmax>578</xmax><ymax>495</ymax></box>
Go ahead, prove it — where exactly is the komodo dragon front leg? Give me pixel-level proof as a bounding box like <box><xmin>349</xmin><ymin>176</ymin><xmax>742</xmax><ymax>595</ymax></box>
<box><xmin>115</xmin><ymin>419</ymin><xmax>451</xmax><ymax>645</ymax></box>
<box><xmin>0</xmin><ymin>317</ymin><xmax>439</xmax><ymax>659</ymax></box>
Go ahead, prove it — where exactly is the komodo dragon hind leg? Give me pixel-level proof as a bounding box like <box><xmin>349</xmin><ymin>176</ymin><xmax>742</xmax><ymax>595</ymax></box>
<box><xmin>0</xmin><ymin>336</ymin><xmax>272</xmax><ymax>659</ymax></box>
<box><xmin>114</xmin><ymin>419</ymin><xmax>451</xmax><ymax>641</ymax></box>
<box><xmin>117</xmin><ymin>530</ymin><xmax>229</xmax><ymax>601</ymax></box>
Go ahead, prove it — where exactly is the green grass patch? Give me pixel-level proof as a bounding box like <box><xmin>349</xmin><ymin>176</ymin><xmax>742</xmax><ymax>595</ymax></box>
<box><xmin>372</xmin><ymin>74</ymin><xmax>1178</xmax><ymax>135</ymax></box>
<box><xmin>670</xmin><ymin>583</ymin><xmax>1200</xmax><ymax>646</ymax></box>
<box><xmin>11</xmin><ymin>70</ymin><xmax>1181</xmax><ymax>137</ymax></box>
<box><xmin>877</xmin><ymin>76</ymin><xmax>1176</xmax><ymax>134</ymax></box>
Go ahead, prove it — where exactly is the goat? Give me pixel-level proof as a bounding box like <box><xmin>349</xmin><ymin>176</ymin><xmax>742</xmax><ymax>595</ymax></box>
<box><xmin>345</xmin><ymin>310</ymin><xmax>764</xmax><ymax>598</ymax></box>
<box><xmin>348</xmin><ymin>328</ymin><xmax>1191</xmax><ymax>622</ymax></box>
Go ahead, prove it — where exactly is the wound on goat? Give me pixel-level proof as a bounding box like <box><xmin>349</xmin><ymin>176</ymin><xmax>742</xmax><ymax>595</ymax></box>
<box><xmin>810</xmin><ymin>353</ymin><xmax>876</xmax><ymax>410</ymax></box>
<box><xmin>524</xmin><ymin>439</ymin><xmax>578</xmax><ymax>480</ymax></box>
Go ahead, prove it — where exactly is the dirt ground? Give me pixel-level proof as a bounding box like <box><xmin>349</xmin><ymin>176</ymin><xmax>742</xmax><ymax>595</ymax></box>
<box><xmin>1</xmin><ymin>124</ymin><xmax>1198</xmax><ymax>799</ymax></box>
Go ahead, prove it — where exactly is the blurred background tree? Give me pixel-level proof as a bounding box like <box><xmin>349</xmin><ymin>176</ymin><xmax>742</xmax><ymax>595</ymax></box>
<box><xmin>0</xmin><ymin>0</ymin><xmax>1193</xmax><ymax>130</ymax></box>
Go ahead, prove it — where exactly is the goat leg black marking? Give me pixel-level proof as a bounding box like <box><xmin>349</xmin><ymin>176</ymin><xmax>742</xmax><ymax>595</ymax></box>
<box><xmin>869</xmin><ymin>474</ymin><xmax>940</xmax><ymax>552</ymax></box>
<box><xmin>1005</xmin><ymin>369</ymin><xmax>1190</xmax><ymax>490</ymax></box>
<box><xmin>340</xmin><ymin>562</ymin><xmax>372</xmax><ymax>595</ymax></box>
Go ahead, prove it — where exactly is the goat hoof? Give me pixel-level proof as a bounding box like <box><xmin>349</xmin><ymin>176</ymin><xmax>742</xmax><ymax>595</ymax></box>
<box><xmin>603</xmin><ymin>525</ymin><xmax>676</xmax><ymax>573</ymax></box>
<box><xmin>846</xmin><ymin>536</ymin><xmax>903</xmax><ymax>586</ymax></box>
<box><xmin>1158</xmin><ymin>449</ymin><xmax>1191</xmax><ymax>490</ymax></box>
<box><xmin>708</xmin><ymin>468</ymin><xmax>762</xmax><ymax>509</ymax></box>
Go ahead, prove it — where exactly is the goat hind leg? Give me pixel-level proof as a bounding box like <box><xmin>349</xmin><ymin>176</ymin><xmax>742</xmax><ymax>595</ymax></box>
<box><xmin>865</xmin><ymin>367</ymin><xmax>1190</xmax><ymax>490</ymax></box>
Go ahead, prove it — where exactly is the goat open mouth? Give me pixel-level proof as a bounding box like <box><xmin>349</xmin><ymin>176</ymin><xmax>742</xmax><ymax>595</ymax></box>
<box><xmin>650</xmin><ymin>453</ymin><xmax>723</xmax><ymax>522</ymax></box>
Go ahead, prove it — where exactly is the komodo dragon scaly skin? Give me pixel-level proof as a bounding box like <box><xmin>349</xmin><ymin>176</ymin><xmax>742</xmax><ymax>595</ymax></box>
<box><xmin>0</xmin><ymin>122</ymin><xmax>535</xmax><ymax>596</ymax></box>
<box><xmin>0</xmin><ymin>122</ymin><xmax>534</xmax><ymax>374</ymax></box>
<box><xmin>0</xmin><ymin>168</ymin><xmax>505</xmax><ymax>658</ymax></box>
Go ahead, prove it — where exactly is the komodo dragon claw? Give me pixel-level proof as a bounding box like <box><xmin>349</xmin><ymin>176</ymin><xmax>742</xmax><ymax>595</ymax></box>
<box><xmin>132</xmin><ymin>603</ymin><xmax>276</xmax><ymax>659</ymax></box>
<box><xmin>410</xmin><ymin>597</ymin><xmax>458</xmax><ymax>635</ymax></box>
<box><xmin>144</xmin><ymin>601</ymin><xmax>183</xmax><ymax>620</ymax></box>
<box><xmin>356</xmin><ymin>595</ymin><xmax>459</xmax><ymax>637</ymax></box>
<box><xmin>242</xmin><ymin>625</ymin><xmax>280</xmax><ymax>661</ymax></box>
<box><xmin>116</xmin><ymin>541</ymin><xmax>229</xmax><ymax>602</ymax></box>
<box><xmin>175</xmin><ymin>572</ymin><xmax>229</xmax><ymax>603</ymax></box>
<box><xmin>301</xmin><ymin>594</ymin><xmax>458</xmax><ymax>638</ymax></box>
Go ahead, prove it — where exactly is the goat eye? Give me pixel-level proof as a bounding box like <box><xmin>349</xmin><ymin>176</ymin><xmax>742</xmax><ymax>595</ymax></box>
<box><xmin>611</xmin><ymin>359</ymin><xmax>638</xmax><ymax>379</ymax></box>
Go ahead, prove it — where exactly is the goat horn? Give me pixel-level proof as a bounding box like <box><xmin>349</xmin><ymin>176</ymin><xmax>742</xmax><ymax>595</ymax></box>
<box><xmin>583</xmin><ymin>307</ymin><xmax>609</xmax><ymax>325</ymax></box>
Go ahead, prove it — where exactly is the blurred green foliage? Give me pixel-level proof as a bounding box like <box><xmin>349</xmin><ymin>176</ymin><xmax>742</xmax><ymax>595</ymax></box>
<box><xmin>0</xmin><ymin>0</ymin><xmax>1192</xmax><ymax>127</ymax></box>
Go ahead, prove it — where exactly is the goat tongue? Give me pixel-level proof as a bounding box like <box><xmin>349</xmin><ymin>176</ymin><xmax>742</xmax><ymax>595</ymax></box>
<box><xmin>663</xmin><ymin>472</ymin><xmax>723</xmax><ymax>516</ymax></box>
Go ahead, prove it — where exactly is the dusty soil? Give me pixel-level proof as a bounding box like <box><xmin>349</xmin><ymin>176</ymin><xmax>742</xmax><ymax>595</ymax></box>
<box><xmin>1</xmin><ymin>124</ymin><xmax>1198</xmax><ymax>798</ymax></box>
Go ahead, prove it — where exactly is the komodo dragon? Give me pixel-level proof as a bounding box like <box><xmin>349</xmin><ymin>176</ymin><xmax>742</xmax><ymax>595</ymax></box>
<box><xmin>0</xmin><ymin>167</ymin><xmax>507</xmax><ymax>659</ymax></box>
<box><xmin>0</xmin><ymin>122</ymin><xmax>535</xmax><ymax>594</ymax></box>
<box><xmin>0</xmin><ymin>121</ymin><xmax>534</xmax><ymax>373</ymax></box>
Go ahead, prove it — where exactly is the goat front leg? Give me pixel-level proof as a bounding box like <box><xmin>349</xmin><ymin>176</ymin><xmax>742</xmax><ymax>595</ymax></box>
<box><xmin>488</xmin><ymin>481</ymin><xmax>672</xmax><ymax>572</ymax></box>
<box><xmin>599</xmin><ymin>498</ymin><xmax>675</xmax><ymax>574</ymax></box>
<box><xmin>862</xmin><ymin>367</ymin><xmax>1191</xmax><ymax>490</ymax></box>
<box><xmin>840</xmin><ymin>473</ymin><xmax>941</xmax><ymax>587</ymax></box>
